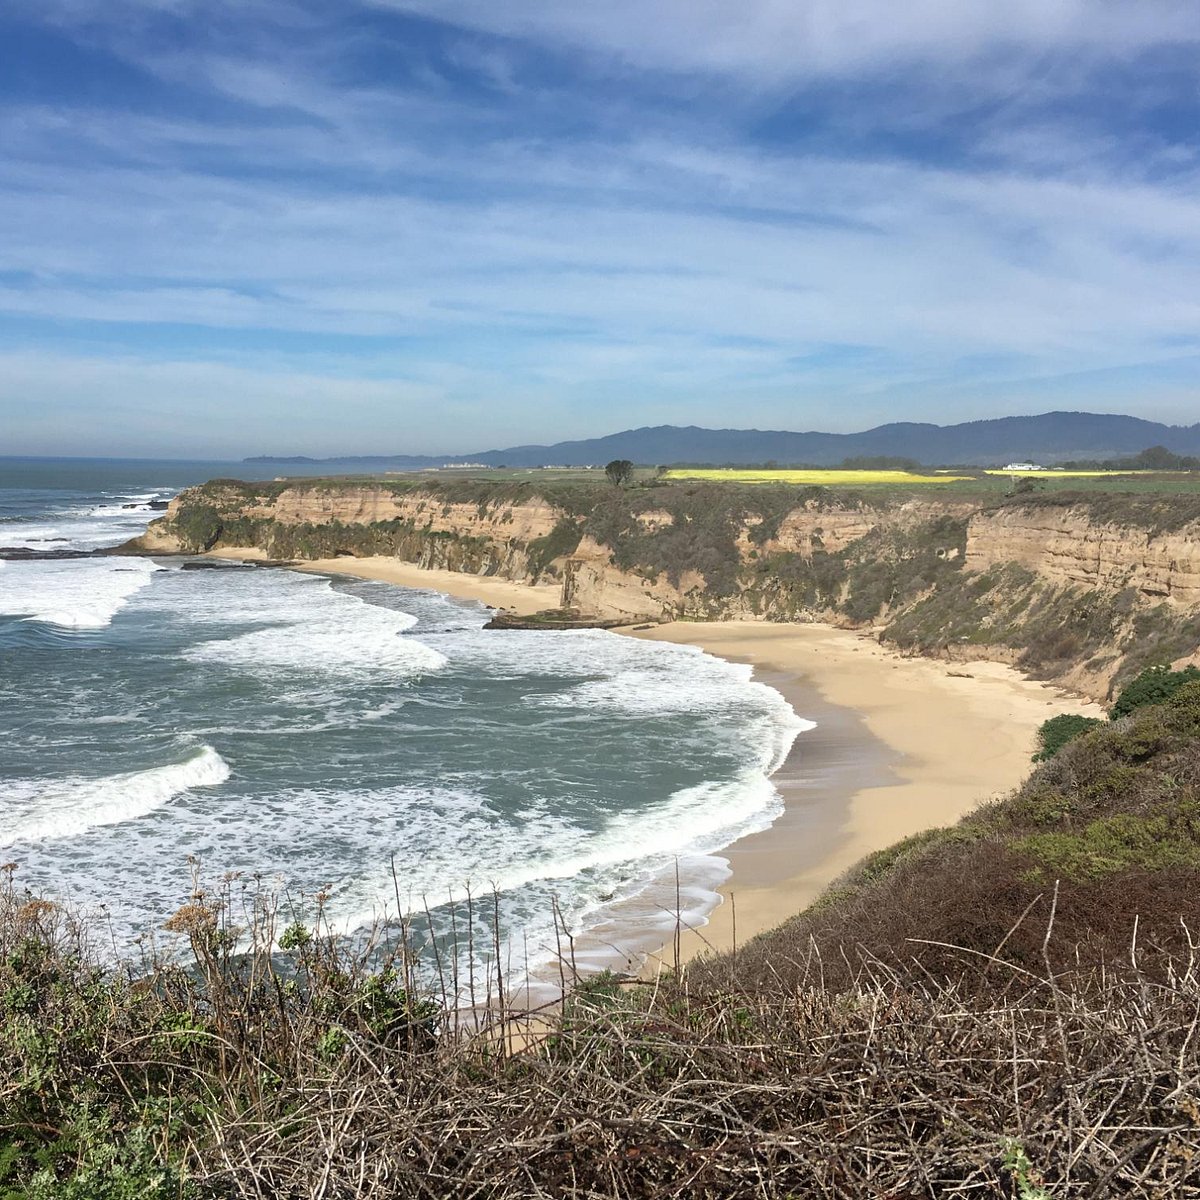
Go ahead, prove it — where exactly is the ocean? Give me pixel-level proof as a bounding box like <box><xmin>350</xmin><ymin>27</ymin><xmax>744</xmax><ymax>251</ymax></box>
<box><xmin>0</xmin><ymin>457</ymin><xmax>809</xmax><ymax>995</ymax></box>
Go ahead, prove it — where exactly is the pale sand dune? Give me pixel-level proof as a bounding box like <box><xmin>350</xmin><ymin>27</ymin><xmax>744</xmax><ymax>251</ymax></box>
<box><xmin>203</xmin><ymin>551</ymin><xmax>1105</xmax><ymax>970</ymax></box>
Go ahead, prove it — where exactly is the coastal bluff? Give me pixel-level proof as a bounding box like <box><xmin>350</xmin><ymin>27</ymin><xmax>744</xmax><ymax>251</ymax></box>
<box><xmin>126</xmin><ymin>477</ymin><xmax>1200</xmax><ymax>702</ymax></box>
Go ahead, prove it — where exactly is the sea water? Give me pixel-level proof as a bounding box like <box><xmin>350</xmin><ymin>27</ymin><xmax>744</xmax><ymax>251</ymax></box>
<box><xmin>0</xmin><ymin>458</ymin><xmax>810</xmax><ymax>992</ymax></box>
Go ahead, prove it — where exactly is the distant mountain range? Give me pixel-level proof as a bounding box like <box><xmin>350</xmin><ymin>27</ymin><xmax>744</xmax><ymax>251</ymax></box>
<box><xmin>245</xmin><ymin>411</ymin><xmax>1200</xmax><ymax>469</ymax></box>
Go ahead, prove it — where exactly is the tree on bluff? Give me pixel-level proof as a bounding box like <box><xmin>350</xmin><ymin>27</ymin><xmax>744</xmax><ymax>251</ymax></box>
<box><xmin>605</xmin><ymin>459</ymin><xmax>634</xmax><ymax>486</ymax></box>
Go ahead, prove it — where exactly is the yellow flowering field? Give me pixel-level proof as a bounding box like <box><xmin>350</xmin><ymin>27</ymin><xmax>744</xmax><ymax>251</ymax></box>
<box><xmin>663</xmin><ymin>468</ymin><xmax>972</xmax><ymax>485</ymax></box>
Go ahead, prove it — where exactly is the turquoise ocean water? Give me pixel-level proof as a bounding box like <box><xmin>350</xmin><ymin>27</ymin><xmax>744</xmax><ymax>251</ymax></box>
<box><xmin>0</xmin><ymin>458</ymin><xmax>809</xmax><ymax>992</ymax></box>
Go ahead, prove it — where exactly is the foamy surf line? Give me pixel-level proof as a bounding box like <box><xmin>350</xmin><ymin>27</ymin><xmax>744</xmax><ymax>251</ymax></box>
<box><xmin>183</xmin><ymin>570</ymin><xmax>448</xmax><ymax>678</ymax></box>
<box><xmin>259</xmin><ymin>566</ymin><xmax>815</xmax><ymax>962</ymax></box>
<box><xmin>262</xmin><ymin>570</ymin><xmax>816</xmax><ymax>992</ymax></box>
<box><xmin>0</xmin><ymin>557</ymin><xmax>163</xmax><ymax>629</ymax></box>
<box><xmin>2</xmin><ymin>746</ymin><xmax>230</xmax><ymax>847</ymax></box>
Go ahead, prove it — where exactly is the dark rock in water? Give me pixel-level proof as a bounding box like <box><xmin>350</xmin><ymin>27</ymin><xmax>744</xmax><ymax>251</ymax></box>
<box><xmin>484</xmin><ymin>607</ymin><xmax>660</xmax><ymax>631</ymax></box>
<box><xmin>0</xmin><ymin>546</ymin><xmax>106</xmax><ymax>560</ymax></box>
<box><xmin>149</xmin><ymin>500</ymin><xmax>170</xmax><ymax>510</ymax></box>
<box><xmin>122</xmin><ymin>502</ymin><xmax>139</xmax><ymax>509</ymax></box>
<box><xmin>179</xmin><ymin>558</ymin><xmax>299</xmax><ymax>570</ymax></box>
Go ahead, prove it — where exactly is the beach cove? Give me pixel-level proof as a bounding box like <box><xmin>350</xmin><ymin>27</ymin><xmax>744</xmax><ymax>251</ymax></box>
<box><xmin>210</xmin><ymin>550</ymin><xmax>1105</xmax><ymax>970</ymax></box>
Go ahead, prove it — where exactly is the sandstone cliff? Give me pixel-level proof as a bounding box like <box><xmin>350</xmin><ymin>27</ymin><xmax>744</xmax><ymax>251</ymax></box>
<box><xmin>966</xmin><ymin>502</ymin><xmax>1200</xmax><ymax>606</ymax></box>
<box><xmin>130</xmin><ymin>479</ymin><xmax>1200</xmax><ymax>701</ymax></box>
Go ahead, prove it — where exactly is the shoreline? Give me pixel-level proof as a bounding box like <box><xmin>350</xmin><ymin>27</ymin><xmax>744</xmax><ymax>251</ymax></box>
<box><xmin>204</xmin><ymin>547</ymin><xmax>563</xmax><ymax>615</ymax></box>
<box><xmin>624</xmin><ymin>623</ymin><xmax>1104</xmax><ymax>968</ymax></box>
<box><xmin>199</xmin><ymin>550</ymin><xmax>1106</xmax><ymax>971</ymax></box>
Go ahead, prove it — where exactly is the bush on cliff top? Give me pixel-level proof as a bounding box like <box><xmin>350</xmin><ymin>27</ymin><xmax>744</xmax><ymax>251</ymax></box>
<box><xmin>1032</xmin><ymin>712</ymin><xmax>1103</xmax><ymax>760</ymax></box>
<box><xmin>1110</xmin><ymin>663</ymin><xmax>1200</xmax><ymax>719</ymax></box>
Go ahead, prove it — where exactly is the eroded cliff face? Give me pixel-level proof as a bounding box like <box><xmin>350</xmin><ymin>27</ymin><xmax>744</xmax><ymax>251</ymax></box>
<box><xmin>133</xmin><ymin>481</ymin><xmax>1200</xmax><ymax>700</ymax></box>
<box><xmin>145</xmin><ymin>481</ymin><xmax>566</xmax><ymax>582</ymax></box>
<box><xmin>966</xmin><ymin>504</ymin><xmax>1200</xmax><ymax>606</ymax></box>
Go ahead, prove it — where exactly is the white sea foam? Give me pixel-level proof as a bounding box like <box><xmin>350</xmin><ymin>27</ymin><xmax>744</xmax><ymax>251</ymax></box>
<box><xmin>319</xmin><ymin>766</ymin><xmax>799</xmax><ymax>994</ymax></box>
<box><xmin>182</xmin><ymin>571</ymin><xmax>446</xmax><ymax>678</ymax></box>
<box><xmin>2</xmin><ymin>745</ymin><xmax>231</xmax><ymax>847</ymax></box>
<box><xmin>0</xmin><ymin>488</ymin><xmax>174</xmax><ymax>551</ymax></box>
<box><xmin>0</xmin><ymin>557</ymin><xmax>163</xmax><ymax>629</ymax></box>
<box><xmin>6</xmin><ymin>567</ymin><xmax>813</xmax><ymax>985</ymax></box>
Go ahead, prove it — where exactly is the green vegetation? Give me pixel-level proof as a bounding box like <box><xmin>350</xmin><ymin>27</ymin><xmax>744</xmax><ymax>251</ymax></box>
<box><xmin>554</xmin><ymin>482</ymin><xmax>876</xmax><ymax>598</ymax></box>
<box><xmin>1032</xmin><ymin>667</ymin><xmax>1200</xmax><ymax>768</ymax></box>
<box><xmin>525</xmin><ymin>517</ymin><xmax>583</xmax><ymax>580</ymax></box>
<box><xmin>0</xmin><ymin>875</ymin><xmax>436</xmax><ymax>1199</ymax></box>
<box><xmin>1058</xmin><ymin>445</ymin><xmax>1200</xmax><ymax>471</ymax></box>
<box><xmin>604</xmin><ymin>458</ymin><xmax>634</xmax><ymax>486</ymax></box>
<box><xmin>168</xmin><ymin>503</ymin><xmax>225</xmax><ymax>552</ymax></box>
<box><xmin>884</xmin><ymin>568</ymin><xmax>1200</xmax><ymax>692</ymax></box>
<box><xmin>1014</xmin><ymin>801</ymin><xmax>1200</xmax><ymax>881</ymax></box>
<box><xmin>1110</xmin><ymin>663</ymin><xmax>1200</xmax><ymax>719</ymax></box>
<box><xmin>1033</xmin><ymin>712</ymin><xmax>1104</xmax><ymax>760</ymax></box>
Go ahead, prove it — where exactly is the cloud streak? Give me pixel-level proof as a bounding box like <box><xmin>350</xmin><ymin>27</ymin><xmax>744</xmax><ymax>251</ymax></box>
<box><xmin>375</xmin><ymin>0</ymin><xmax>1199</xmax><ymax>81</ymax></box>
<box><xmin>0</xmin><ymin>0</ymin><xmax>1198</xmax><ymax>455</ymax></box>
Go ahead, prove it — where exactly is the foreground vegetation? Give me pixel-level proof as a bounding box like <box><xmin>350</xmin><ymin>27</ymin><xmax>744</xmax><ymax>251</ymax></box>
<box><xmin>5</xmin><ymin>685</ymin><xmax>1200</xmax><ymax>1197</ymax></box>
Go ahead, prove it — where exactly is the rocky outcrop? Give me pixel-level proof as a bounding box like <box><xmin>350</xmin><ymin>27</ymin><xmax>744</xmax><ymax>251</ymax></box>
<box><xmin>138</xmin><ymin>482</ymin><xmax>564</xmax><ymax>581</ymax></box>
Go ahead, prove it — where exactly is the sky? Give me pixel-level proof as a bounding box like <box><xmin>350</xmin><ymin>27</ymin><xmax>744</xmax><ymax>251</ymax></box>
<box><xmin>1</xmin><ymin>1</ymin><xmax>1199</xmax><ymax>458</ymax></box>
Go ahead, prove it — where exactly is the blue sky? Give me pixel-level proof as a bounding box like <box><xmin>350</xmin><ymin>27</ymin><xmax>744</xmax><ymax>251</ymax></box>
<box><xmin>2</xmin><ymin>0</ymin><xmax>1198</xmax><ymax>458</ymax></box>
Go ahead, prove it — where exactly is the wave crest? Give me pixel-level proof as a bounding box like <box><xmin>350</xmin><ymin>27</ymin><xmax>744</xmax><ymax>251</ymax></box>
<box><xmin>2</xmin><ymin>745</ymin><xmax>231</xmax><ymax>847</ymax></box>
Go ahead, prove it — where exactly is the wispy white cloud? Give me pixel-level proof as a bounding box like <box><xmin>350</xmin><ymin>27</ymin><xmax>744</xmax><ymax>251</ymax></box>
<box><xmin>372</xmin><ymin>0</ymin><xmax>1199</xmax><ymax>81</ymax></box>
<box><xmin>1</xmin><ymin>0</ymin><xmax>1198</xmax><ymax>454</ymax></box>
<box><xmin>4</xmin><ymin>119</ymin><xmax>1197</xmax><ymax>353</ymax></box>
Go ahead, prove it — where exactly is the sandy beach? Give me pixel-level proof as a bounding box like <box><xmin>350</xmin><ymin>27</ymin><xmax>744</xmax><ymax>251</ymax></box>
<box><xmin>206</xmin><ymin>549</ymin><xmax>563</xmax><ymax>615</ymax></box>
<box><xmin>202</xmin><ymin>551</ymin><xmax>1106</xmax><ymax>969</ymax></box>
<box><xmin>625</xmin><ymin>623</ymin><xmax>1104</xmax><ymax>968</ymax></box>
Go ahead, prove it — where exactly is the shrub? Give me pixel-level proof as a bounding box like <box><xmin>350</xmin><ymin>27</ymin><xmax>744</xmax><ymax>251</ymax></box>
<box><xmin>168</xmin><ymin>504</ymin><xmax>224</xmax><ymax>552</ymax></box>
<box><xmin>1110</xmin><ymin>664</ymin><xmax>1200</xmax><ymax>720</ymax></box>
<box><xmin>1033</xmin><ymin>713</ymin><xmax>1104</xmax><ymax>761</ymax></box>
<box><xmin>525</xmin><ymin>518</ymin><xmax>583</xmax><ymax>580</ymax></box>
<box><xmin>1167</xmin><ymin>679</ymin><xmax>1200</xmax><ymax>730</ymax></box>
<box><xmin>1015</xmin><ymin>803</ymin><xmax>1200</xmax><ymax>880</ymax></box>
